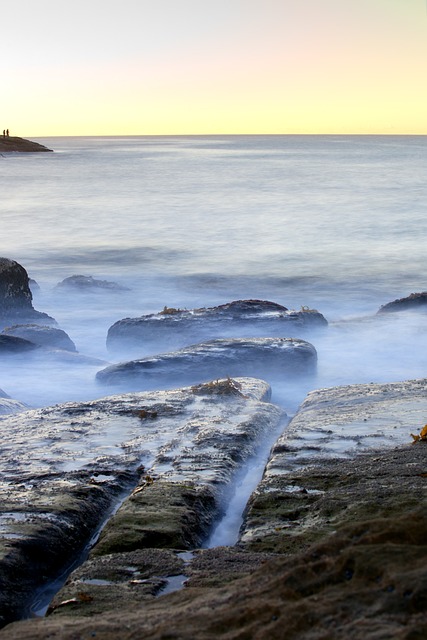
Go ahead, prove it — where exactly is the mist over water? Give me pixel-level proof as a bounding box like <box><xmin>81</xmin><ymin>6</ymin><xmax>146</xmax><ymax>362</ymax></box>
<box><xmin>1</xmin><ymin>134</ymin><xmax>426</xmax><ymax>414</ymax></box>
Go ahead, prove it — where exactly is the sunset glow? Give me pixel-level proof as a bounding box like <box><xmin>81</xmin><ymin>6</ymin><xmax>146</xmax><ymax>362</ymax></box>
<box><xmin>2</xmin><ymin>0</ymin><xmax>427</xmax><ymax>136</ymax></box>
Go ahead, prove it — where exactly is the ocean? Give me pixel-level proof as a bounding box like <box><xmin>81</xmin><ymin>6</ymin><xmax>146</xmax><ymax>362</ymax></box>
<box><xmin>1</xmin><ymin>135</ymin><xmax>426</xmax><ymax>410</ymax></box>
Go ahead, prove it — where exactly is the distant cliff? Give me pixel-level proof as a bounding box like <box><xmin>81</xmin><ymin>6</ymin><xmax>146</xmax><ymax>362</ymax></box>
<box><xmin>0</xmin><ymin>136</ymin><xmax>53</xmax><ymax>153</ymax></box>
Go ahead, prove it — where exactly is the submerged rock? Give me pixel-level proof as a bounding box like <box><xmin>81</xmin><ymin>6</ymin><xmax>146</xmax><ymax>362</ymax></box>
<box><xmin>0</xmin><ymin>378</ymin><xmax>282</xmax><ymax>627</ymax></box>
<box><xmin>96</xmin><ymin>337</ymin><xmax>317</xmax><ymax>389</ymax></box>
<box><xmin>1</xmin><ymin>325</ymin><xmax>77</xmax><ymax>352</ymax></box>
<box><xmin>106</xmin><ymin>299</ymin><xmax>327</xmax><ymax>357</ymax></box>
<box><xmin>0</xmin><ymin>258</ymin><xmax>56</xmax><ymax>329</ymax></box>
<box><xmin>378</xmin><ymin>291</ymin><xmax>427</xmax><ymax>313</ymax></box>
<box><xmin>55</xmin><ymin>275</ymin><xmax>130</xmax><ymax>292</ymax></box>
<box><xmin>0</xmin><ymin>335</ymin><xmax>39</xmax><ymax>354</ymax></box>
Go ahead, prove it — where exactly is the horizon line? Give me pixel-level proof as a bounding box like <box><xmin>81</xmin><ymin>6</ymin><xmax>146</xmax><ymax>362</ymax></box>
<box><xmin>29</xmin><ymin>132</ymin><xmax>427</xmax><ymax>139</ymax></box>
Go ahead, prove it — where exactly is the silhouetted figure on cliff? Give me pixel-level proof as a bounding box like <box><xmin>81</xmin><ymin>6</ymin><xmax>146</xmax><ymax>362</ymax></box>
<box><xmin>6</xmin><ymin>129</ymin><xmax>9</xmax><ymax>137</ymax></box>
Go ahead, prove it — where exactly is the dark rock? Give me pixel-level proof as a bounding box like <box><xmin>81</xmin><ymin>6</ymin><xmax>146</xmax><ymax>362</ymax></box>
<box><xmin>378</xmin><ymin>291</ymin><xmax>427</xmax><ymax>313</ymax></box>
<box><xmin>28</xmin><ymin>279</ymin><xmax>40</xmax><ymax>292</ymax></box>
<box><xmin>0</xmin><ymin>335</ymin><xmax>39</xmax><ymax>354</ymax></box>
<box><xmin>2</xmin><ymin>325</ymin><xmax>77</xmax><ymax>352</ymax></box>
<box><xmin>0</xmin><ymin>137</ymin><xmax>53</xmax><ymax>153</ymax></box>
<box><xmin>106</xmin><ymin>299</ymin><xmax>327</xmax><ymax>357</ymax></box>
<box><xmin>0</xmin><ymin>258</ymin><xmax>56</xmax><ymax>329</ymax></box>
<box><xmin>55</xmin><ymin>275</ymin><xmax>130</xmax><ymax>292</ymax></box>
<box><xmin>96</xmin><ymin>337</ymin><xmax>317</xmax><ymax>389</ymax></box>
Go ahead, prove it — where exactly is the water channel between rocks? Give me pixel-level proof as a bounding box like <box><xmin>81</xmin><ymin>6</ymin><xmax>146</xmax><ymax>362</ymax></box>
<box><xmin>34</xmin><ymin>410</ymin><xmax>290</xmax><ymax>614</ymax></box>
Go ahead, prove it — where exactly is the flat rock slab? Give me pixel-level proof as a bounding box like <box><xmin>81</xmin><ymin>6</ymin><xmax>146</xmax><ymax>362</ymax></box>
<box><xmin>0</xmin><ymin>378</ymin><xmax>282</xmax><ymax>627</ymax></box>
<box><xmin>97</xmin><ymin>337</ymin><xmax>317</xmax><ymax>390</ymax></box>
<box><xmin>4</xmin><ymin>445</ymin><xmax>427</xmax><ymax>640</ymax></box>
<box><xmin>106</xmin><ymin>299</ymin><xmax>327</xmax><ymax>357</ymax></box>
<box><xmin>240</xmin><ymin>377</ymin><xmax>427</xmax><ymax>551</ymax></box>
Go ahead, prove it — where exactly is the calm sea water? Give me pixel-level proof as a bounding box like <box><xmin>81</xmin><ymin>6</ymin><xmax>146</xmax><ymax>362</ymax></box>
<box><xmin>1</xmin><ymin>135</ymin><xmax>426</xmax><ymax>408</ymax></box>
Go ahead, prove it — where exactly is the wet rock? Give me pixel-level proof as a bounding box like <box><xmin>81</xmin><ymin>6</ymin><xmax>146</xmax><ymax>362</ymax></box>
<box><xmin>5</xmin><ymin>456</ymin><xmax>427</xmax><ymax>640</ymax></box>
<box><xmin>97</xmin><ymin>337</ymin><xmax>317</xmax><ymax>390</ymax></box>
<box><xmin>46</xmin><ymin>549</ymin><xmax>184</xmax><ymax>618</ymax></box>
<box><xmin>3</xmin><ymin>379</ymin><xmax>427</xmax><ymax>640</ymax></box>
<box><xmin>0</xmin><ymin>335</ymin><xmax>39</xmax><ymax>354</ymax></box>
<box><xmin>240</xmin><ymin>377</ymin><xmax>427</xmax><ymax>552</ymax></box>
<box><xmin>0</xmin><ymin>397</ymin><xmax>28</xmax><ymax>415</ymax></box>
<box><xmin>0</xmin><ymin>258</ymin><xmax>56</xmax><ymax>329</ymax></box>
<box><xmin>1</xmin><ymin>325</ymin><xmax>77</xmax><ymax>353</ymax></box>
<box><xmin>0</xmin><ymin>378</ymin><xmax>282</xmax><ymax>627</ymax></box>
<box><xmin>55</xmin><ymin>275</ymin><xmax>130</xmax><ymax>292</ymax></box>
<box><xmin>106</xmin><ymin>299</ymin><xmax>327</xmax><ymax>357</ymax></box>
<box><xmin>378</xmin><ymin>291</ymin><xmax>427</xmax><ymax>313</ymax></box>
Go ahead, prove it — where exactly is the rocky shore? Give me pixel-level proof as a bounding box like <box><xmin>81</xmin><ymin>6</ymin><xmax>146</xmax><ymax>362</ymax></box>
<box><xmin>0</xmin><ymin>137</ymin><xmax>52</xmax><ymax>153</ymax></box>
<box><xmin>0</xmin><ymin>256</ymin><xmax>426</xmax><ymax>638</ymax></box>
<box><xmin>0</xmin><ymin>376</ymin><xmax>425</xmax><ymax>639</ymax></box>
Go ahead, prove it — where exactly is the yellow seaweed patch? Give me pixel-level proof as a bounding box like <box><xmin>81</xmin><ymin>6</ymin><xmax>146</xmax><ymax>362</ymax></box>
<box><xmin>411</xmin><ymin>424</ymin><xmax>427</xmax><ymax>443</ymax></box>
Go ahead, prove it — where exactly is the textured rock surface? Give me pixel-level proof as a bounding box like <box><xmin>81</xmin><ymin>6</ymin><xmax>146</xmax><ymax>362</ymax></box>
<box><xmin>0</xmin><ymin>378</ymin><xmax>282</xmax><ymax>627</ymax></box>
<box><xmin>0</xmin><ymin>137</ymin><xmax>52</xmax><ymax>153</ymax></box>
<box><xmin>106</xmin><ymin>299</ymin><xmax>327</xmax><ymax>357</ymax></box>
<box><xmin>0</xmin><ymin>258</ymin><xmax>55</xmax><ymax>328</ymax></box>
<box><xmin>97</xmin><ymin>337</ymin><xmax>317</xmax><ymax>390</ymax></box>
<box><xmin>240</xmin><ymin>378</ymin><xmax>427</xmax><ymax>550</ymax></box>
<box><xmin>2</xmin><ymin>325</ymin><xmax>77</xmax><ymax>352</ymax></box>
<box><xmin>2</xmin><ymin>378</ymin><xmax>426</xmax><ymax>640</ymax></box>
<box><xmin>3</xmin><ymin>445</ymin><xmax>427</xmax><ymax>639</ymax></box>
<box><xmin>378</xmin><ymin>291</ymin><xmax>427</xmax><ymax>313</ymax></box>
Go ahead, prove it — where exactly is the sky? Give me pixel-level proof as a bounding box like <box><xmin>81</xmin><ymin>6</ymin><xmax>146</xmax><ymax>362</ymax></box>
<box><xmin>2</xmin><ymin>0</ymin><xmax>427</xmax><ymax>136</ymax></box>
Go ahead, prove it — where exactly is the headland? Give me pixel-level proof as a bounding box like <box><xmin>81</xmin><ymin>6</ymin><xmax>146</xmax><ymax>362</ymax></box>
<box><xmin>0</xmin><ymin>136</ymin><xmax>53</xmax><ymax>153</ymax></box>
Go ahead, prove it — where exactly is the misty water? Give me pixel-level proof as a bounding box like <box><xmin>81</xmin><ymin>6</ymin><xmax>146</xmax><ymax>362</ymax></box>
<box><xmin>1</xmin><ymin>135</ymin><xmax>426</xmax><ymax>546</ymax></box>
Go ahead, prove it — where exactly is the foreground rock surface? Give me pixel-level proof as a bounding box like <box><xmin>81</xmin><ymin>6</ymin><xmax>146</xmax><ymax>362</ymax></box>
<box><xmin>97</xmin><ymin>337</ymin><xmax>317</xmax><ymax>390</ymax></box>
<box><xmin>106</xmin><ymin>299</ymin><xmax>327</xmax><ymax>357</ymax></box>
<box><xmin>2</xmin><ymin>378</ymin><xmax>426</xmax><ymax>639</ymax></box>
<box><xmin>0</xmin><ymin>378</ymin><xmax>281</xmax><ymax>627</ymax></box>
<box><xmin>241</xmin><ymin>377</ymin><xmax>427</xmax><ymax>551</ymax></box>
<box><xmin>0</xmin><ymin>137</ymin><xmax>52</xmax><ymax>153</ymax></box>
<box><xmin>0</xmin><ymin>258</ymin><xmax>55</xmax><ymax>328</ymax></box>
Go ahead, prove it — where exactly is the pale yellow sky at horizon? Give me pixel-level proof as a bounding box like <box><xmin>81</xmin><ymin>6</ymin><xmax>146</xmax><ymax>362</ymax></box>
<box><xmin>2</xmin><ymin>0</ymin><xmax>427</xmax><ymax>136</ymax></box>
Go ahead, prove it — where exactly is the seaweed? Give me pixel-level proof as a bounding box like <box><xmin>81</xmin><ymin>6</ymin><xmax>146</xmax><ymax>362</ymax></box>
<box><xmin>191</xmin><ymin>377</ymin><xmax>247</xmax><ymax>398</ymax></box>
<box><xmin>159</xmin><ymin>306</ymin><xmax>186</xmax><ymax>315</ymax></box>
<box><xmin>411</xmin><ymin>424</ymin><xmax>427</xmax><ymax>443</ymax></box>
